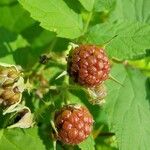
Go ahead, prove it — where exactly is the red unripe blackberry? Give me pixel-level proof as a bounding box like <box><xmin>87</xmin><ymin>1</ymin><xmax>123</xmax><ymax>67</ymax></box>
<box><xmin>54</xmin><ymin>105</ymin><xmax>94</xmax><ymax>145</ymax></box>
<box><xmin>67</xmin><ymin>45</ymin><xmax>110</xmax><ymax>87</ymax></box>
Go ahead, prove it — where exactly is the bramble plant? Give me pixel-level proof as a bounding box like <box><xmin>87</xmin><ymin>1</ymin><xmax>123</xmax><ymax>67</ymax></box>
<box><xmin>0</xmin><ymin>0</ymin><xmax>150</xmax><ymax>150</ymax></box>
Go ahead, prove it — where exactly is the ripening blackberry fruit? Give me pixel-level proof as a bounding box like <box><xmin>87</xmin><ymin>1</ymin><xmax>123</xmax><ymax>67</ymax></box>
<box><xmin>67</xmin><ymin>45</ymin><xmax>110</xmax><ymax>87</ymax></box>
<box><xmin>54</xmin><ymin>104</ymin><xmax>94</xmax><ymax>145</ymax></box>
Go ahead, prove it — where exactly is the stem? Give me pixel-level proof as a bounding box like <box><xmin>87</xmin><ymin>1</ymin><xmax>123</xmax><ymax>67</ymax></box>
<box><xmin>53</xmin><ymin>140</ymin><xmax>57</xmax><ymax>150</ymax></box>
<box><xmin>50</xmin><ymin>120</ymin><xmax>58</xmax><ymax>135</ymax></box>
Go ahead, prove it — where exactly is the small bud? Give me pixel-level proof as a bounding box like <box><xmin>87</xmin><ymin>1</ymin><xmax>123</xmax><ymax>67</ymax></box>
<box><xmin>87</xmin><ymin>83</ymin><xmax>107</xmax><ymax>105</ymax></box>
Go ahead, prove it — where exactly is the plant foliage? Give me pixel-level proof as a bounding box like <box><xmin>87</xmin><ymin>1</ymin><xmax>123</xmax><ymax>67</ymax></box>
<box><xmin>0</xmin><ymin>0</ymin><xmax>150</xmax><ymax>150</ymax></box>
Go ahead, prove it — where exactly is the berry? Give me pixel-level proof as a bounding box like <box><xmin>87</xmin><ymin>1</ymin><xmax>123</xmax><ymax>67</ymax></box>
<box><xmin>67</xmin><ymin>45</ymin><xmax>110</xmax><ymax>87</ymax></box>
<box><xmin>54</xmin><ymin>104</ymin><xmax>94</xmax><ymax>145</ymax></box>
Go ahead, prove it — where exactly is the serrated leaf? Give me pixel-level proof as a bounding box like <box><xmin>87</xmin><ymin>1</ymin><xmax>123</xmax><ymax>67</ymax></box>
<box><xmin>19</xmin><ymin>0</ymin><xmax>83</xmax><ymax>39</ymax></box>
<box><xmin>104</xmin><ymin>64</ymin><xmax>150</xmax><ymax>150</ymax></box>
<box><xmin>0</xmin><ymin>128</ymin><xmax>46</xmax><ymax>150</ymax></box>
<box><xmin>109</xmin><ymin>0</ymin><xmax>150</xmax><ymax>23</ymax></box>
<box><xmin>78</xmin><ymin>135</ymin><xmax>95</xmax><ymax>150</ymax></box>
<box><xmin>78</xmin><ymin>0</ymin><xmax>95</xmax><ymax>11</ymax></box>
<box><xmin>86</xmin><ymin>22</ymin><xmax>150</xmax><ymax>59</ymax></box>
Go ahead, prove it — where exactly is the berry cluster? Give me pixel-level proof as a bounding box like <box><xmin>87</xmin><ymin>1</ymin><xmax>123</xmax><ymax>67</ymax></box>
<box><xmin>67</xmin><ymin>45</ymin><xmax>110</xmax><ymax>87</ymax></box>
<box><xmin>54</xmin><ymin>105</ymin><xmax>93</xmax><ymax>145</ymax></box>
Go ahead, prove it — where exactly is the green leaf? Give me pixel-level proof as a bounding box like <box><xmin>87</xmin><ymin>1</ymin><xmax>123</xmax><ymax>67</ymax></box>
<box><xmin>96</xmin><ymin>145</ymin><xmax>118</xmax><ymax>150</ymax></box>
<box><xmin>86</xmin><ymin>22</ymin><xmax>150</xmax><ymax>59</ymax></box>
<box><xmin>104</xmin><ymin>64</ymin><xmax>150</xmax><ymax>150</ymax></box>
<box><xmin>0</xmin><ymin>130</ymin><xmax>4</xmax><ymax>141</ymax></box>
<box><xmin>0</xmin><ymin>27</ymin><xmax>18</xmax><ymax>64</ymax></box>
<box><xmin>0</xmin><ymin>128</ymin><xmax>46</xmax><ymax>150</ymax></box>
<box><xmin>0</xmin><ymin>27</ymin><xmax>31</xmax><ymax>65</ymax></box>
<box><xmin>94</xmin><ymin>0</ymin><xmax>116</xmax><ymax>12</ymax></box>
<box><xmin>78</xmin><ymin>135</ymin><xmax>95</xmax><ymax>150</ymax></box>
<box><xmin>78</xmin><ymin>0</ymin><xmax>95</xmax><ymax>11</ymax></box>
<box><xmin>0</xmin><ymin>2</ymin><xmax>35</xmax><ymax>33</ymax></box>
<box><xmin>19</xmin><ymin>0</ymin><xmax>83</xmax><ymax>39</ymax></box>
<box><xmin>0</xmin><ymin>25</ymin><xmax>56</xmax><ymax>68</ymax></box>
<box><xmin>109</xmin><ymin>0</ymin><xmax>150</xmax><ymax>23</ymax></box>
<box><xmin>9</xmin><ymin>35</ymin><xmax>29</xmax><ymax>50</ymax></box>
